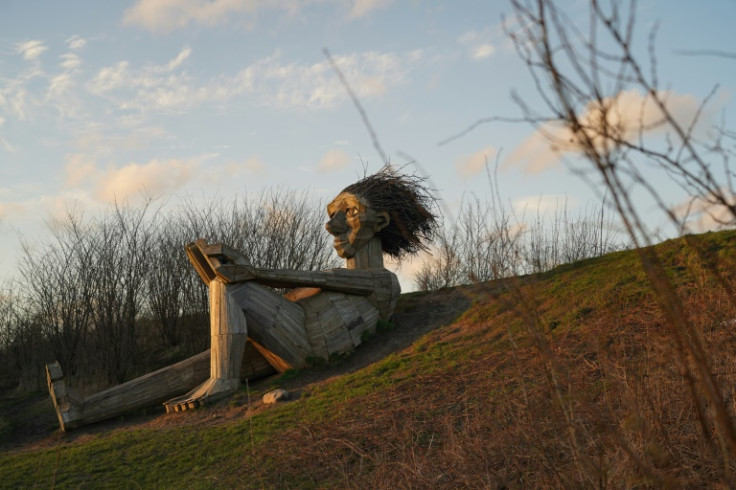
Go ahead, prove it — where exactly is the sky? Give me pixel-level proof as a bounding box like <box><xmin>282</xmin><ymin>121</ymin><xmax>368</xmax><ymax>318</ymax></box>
<box><xmin>1</xmin><ymin>0</ymin><xmax>735</xmax><ymax>290</ymax></box>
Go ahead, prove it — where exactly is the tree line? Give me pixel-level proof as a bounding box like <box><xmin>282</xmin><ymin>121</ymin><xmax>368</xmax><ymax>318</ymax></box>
<box><xmin>0</xmin><ymin>189</ymin><xmax>339</xmax><ymax>392</ymax></box>
<box><xmin>0</xmin><ymin>182</ymin><xmax>626</xmax><ymax>393</ymax></box>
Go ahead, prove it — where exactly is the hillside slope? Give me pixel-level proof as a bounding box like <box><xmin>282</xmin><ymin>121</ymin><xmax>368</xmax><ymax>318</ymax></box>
<box><xmin>2</xmin><ymin>230</ymin><xmax>736</xmax><ymax>488</ymax></box>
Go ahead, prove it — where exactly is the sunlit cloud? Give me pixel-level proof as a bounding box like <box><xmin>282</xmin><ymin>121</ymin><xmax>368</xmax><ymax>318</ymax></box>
<box><xmin>0</xmin><ymin>117</ymin><xmax>12</xmax><ymax>153</ymax></box>
<box><xmin>318</xmin><ymin>149</ymin><xmax>351</xmax><ymax>173</ymax></box>
<box><xmin>47</xmin><ymin>73</ymin><xmax>73</xmax><ymax>100</ymax></box>
<box><xmin>166</xmin><ymin>46</ymin><xmax>191</xmax><ymax>71</ymax></box>
<box><xmin>349</xmin><ymin>0</ymin><xmax>393</xmax><ymax>19</ymax></box>
<box><xmin>506</xmin><ymin>89</ymin><xmax>719</xmax><ymax>174</ymax></box>
<box><xmin>0</xmin><ymin>201</ymin><xmax>26</xmax><ymax>222</ymax></box>
<box><xmin>455</xmin><ymin>146</ymin><xmax>497</xmax><ymax>178</ymax></box>
<box><xmin>124</xmin><ymin>0</ymin><xmax>264</xmax><ymax>33</ymax></box>
<box><xmin>66</xmin><ymin>35</ymin><xmax>87</xmax><ymax>50</ymax></box>
<box><xmin>97</xmin><ymin>159</ymin><xmax>200</xmax><ymax>201</ymax></box>
<box><xmin>123</xmin><ymin>0</ymin><xmax>394</xmax><ymax>32</ymax></box>
<box><xmin>458</xmin><ymin>29</ymin><xmax>496</xmax><ymax>60</ymax></box>
<box><xmin>671</xmin><ymin>192</ymin><xmax>736</xmax><ymax>232</ymax></box>
<box><xmin>64</xmin><ymin>153</ymin><xmax>98</xmax><ymax>187</ymax></box>
<box><xmin>72</xmin><ymin>126</ymin><xmax>173</xmax><ymax>154</ymax></box>
<box><xmin>16</xmin><ymin>40</ymin><xmax>47</xmax><ymax>61</ymax></box>
<box><xmin>472</xmin><ymin>44</ymin><xmax>495</xmax><ymax>59</ymax></box>
<box><xmin>47</xmin><ymin>47</ymin><xmax>85</xmax><ymax>117</ymax></box>
<box><xmin>224</xmin><ymin>156</ymin><xmax>267</xmax><ymax>176</ymax></box>
<box><xmin>0</xmin><ymin>140</ymin><xmax>15</xmax><ymax>153</ymax></box>
<box><xmin>60</xmin><ymin>53</ymin><xmax>82</xmax><ymax>71</ymax></box>
<box><xmin>87</xmin><ymin>61</ymin><xmax>132</xmax><ymax>94</ymax></box>
<box><xmin>86</xmin><ymin>48</ymin><xmax>415</xmax><ymax>112</ymax></box>
<box><xmin>1</xmin><ymin>82</ymin><xmax>29</xmax><ymax>120</ymax></box>
<box><xmin>63</xmin><ymin>154</ymin><xmax>217</xmax><ymax>202</ymax></box>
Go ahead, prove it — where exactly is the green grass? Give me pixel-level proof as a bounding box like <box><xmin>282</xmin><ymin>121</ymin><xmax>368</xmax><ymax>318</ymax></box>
<box><xmin>2</xmin><ymin>230</ymin><xmax>736</xmax><ymax>487</ymax></box>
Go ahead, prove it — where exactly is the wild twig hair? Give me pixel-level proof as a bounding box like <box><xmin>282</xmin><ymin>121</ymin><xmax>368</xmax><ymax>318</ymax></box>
<box><xmin>342</xmin><ymin>166</ymin><xmax>439</xmax><ymax>258</ymax></box>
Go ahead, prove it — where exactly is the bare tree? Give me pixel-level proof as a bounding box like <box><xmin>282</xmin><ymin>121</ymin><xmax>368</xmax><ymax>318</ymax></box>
<box><xmin>5</xmin><ymin>188</ymin><xmax>343</xmax><ymax>390</ymax></box>
<box><xmin>0</xmin><ymin>288</ymin><xmax>49</xmax><ymax>391</ymax></box>
<box><xmin>413</xmin><ymin>193</ymin><xmax>620</xmax><ymax>290</ymax></box>
<box><xmin>19</xmin><ymin>212</ymin><xmax>96</xmax><ymax>383</ymax></box>
<box><xmin>145</xmin><ymin>218</ymin><xmax>204</xmax><ymax>348</ymax></box>
<box><xmin>506</xmin><ymin>0</ymin><xmax>736</xmax><ymax>478</ymax></box>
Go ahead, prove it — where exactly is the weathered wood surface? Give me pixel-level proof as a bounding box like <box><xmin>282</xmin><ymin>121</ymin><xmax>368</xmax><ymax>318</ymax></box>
<box><xmin>231</xmin><ymin>281</ymin><xmax>311</xmax><ymax>369</ymax></box>
<box><xmin>162</xmin><ymin>279</ymin><xmax>253</xmax><ymax>412</ymax></box>
<box><xmin>210</xmin><ymin>280</ymin><xmax>248</xmax><ymax>380</ymax></box>
<box><xmin>47</xmin><ymin>342</ymin><xmax>275</xmax><ymax>431</ymax></box>
<box><xmin>216</xmin><ymin>265</ymin><xmax>376</xmax><ymax>295</ymax></box>
<box><xmin>45</xmin><ymin>176</ymin><xmax>429</xmax><ymax>430</ymax></box>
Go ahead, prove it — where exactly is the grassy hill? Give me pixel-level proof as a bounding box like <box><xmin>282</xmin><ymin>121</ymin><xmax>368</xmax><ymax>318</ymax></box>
<box><xmin>2</xmin><ymin>230</ymin><xmax>736</xmax><ymax>488</ymax></box>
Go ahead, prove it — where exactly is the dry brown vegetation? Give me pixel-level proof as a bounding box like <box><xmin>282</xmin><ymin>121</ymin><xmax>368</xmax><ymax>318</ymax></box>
<box><xmin>1</xmin><ymin>231</ymin><xmax>736</xmax><ymax>488</ymax></box>
<box><xmin>227</xmin><ymin>232</ymin><xmax>736</xmax><ymax>488</ymax></box>
<box><xmin>3</xmin><ymin>1</ymin><xmax>736</xmax><ymax>486</ymax></box>
<box><xmin>0</xmin><ymin>189</ymin><xmax>339</xmax><ymax>392</ymax></box>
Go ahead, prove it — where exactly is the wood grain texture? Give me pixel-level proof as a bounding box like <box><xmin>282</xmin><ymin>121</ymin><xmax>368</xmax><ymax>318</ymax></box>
<box><xmin>47</xmin><ymin>231</ymin><xmax>403</xmax><ymax>430</ymax></box>
<box><xmin>46</xmin><ymin>344</ymin><xmax>275</xmax><ymax>431</ymax></box>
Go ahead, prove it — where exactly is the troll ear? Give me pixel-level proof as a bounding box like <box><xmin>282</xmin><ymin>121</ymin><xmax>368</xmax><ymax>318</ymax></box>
<box><xmin>374</xmin><ymin>211</ymin><xmax>390</xmax><ymax>232</ymax></box>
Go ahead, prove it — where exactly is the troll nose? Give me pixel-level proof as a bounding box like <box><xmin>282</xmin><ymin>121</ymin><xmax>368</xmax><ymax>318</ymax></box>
<box><xmin>325</xmin><ymin>212</ymin><xmax>347</xmax><ymax>234</ymax></box>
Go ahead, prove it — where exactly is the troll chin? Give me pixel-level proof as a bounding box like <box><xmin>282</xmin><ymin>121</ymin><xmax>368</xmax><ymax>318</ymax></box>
<box><xmin>333</xmin><ymin>238</ymin><xmax>356</xmax><ymax>258</ymax></box>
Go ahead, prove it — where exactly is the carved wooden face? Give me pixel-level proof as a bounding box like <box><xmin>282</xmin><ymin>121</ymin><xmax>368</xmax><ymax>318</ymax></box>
<box><xmin>325</xmin><ymin>191</ymin><xmax>390</xmax><ymax>258</ymax></box>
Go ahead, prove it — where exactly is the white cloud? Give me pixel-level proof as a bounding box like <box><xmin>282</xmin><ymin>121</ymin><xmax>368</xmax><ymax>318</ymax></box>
<box><xmin>472</xmin><ymin>44</ymin><xmax>495</xmax><ymax>59</ymax></box>
<box><xmin>71</xmin><ymin>126</ymin><xmax>173</xmax><ymax>155</ymax></box>
<box><xmin>458</xmin><ymin>29</ymin><xmax>495</xmax><ymax>60</ymax></box>
<box><xmin>60</xmin><ymin>53</ymin><xmax>82</xmax><ymax>71</ymax></box>
<box><xmin>349</xmin><ymin>0</ymin><xmax>393</xmax><ymax>19</ymax></box>
<box><xmin>166</xmin><ymin>46</ymin><xmax>191</xmax><ymax>71</ymax></box>
<box><xmin>88</xmin><ymin>61</ymin><xmax>132</xmax><ymax>94</ymax></box>
<box><xmin>47</xmin><ymin>47</ymin><xmax>85</xmax><ymax>117</ymax></box>
<box><xmin>97</xmin><ymin>158</ymin><xmax>199</xmax><ymax>201</ymax></box>
<box><xmin>64</xmin><ymin>153</ymin><xmax>98</xmax><ymax>187</ymax></box>
<box><xmin>0</xmin><ymin>201</ymin><xmax>26</xmax><ymax>221</ymax></box>
<box><xmin>0</xmin><ymin>116</ymin><xmax>14</xmax><ymax>153</ymax></box>
<box><xmin>245</xmin><ymin>156</ymin><xmax>266</xmax><ymax>174</ymax></box>
<box><xmin>66</xmin><ymin>35</ymin><xmax>87</xmax><ymax>50</ymax></box>
<box><xmin>123</xmin><ymin>0</ymin><xmax>261</xmax><ymax>33</ymax></box>
<box><xmin>671</xmin><ymin>192</ymin><xmax>736</xmax><ymax>232</ymax></box>
<box><xmin>62</xmin><ymin>152</ymin><xmax>272</xmax><ymax>203</ymax></box>
<box><xmin>455</xmin><ymin>146</ymin><xmax>497</xmax><ymax>178</ymax></box>
<box><xmin>254</xmin><ymin>51</ymin><xmax>409</xmax><ymax>109</ymax></box>
<box><xmin>123</xmin><ymin>0</ymin><xmax>393</xmax><ymax>32</ymax></box>
<box><xmin>0</xmin><ymin>139</ymin><xmax>16</xmax><ymax>153</ymax></box>
<box><xmin>224</xmin><ymin>156</ymin><xmax>267</xmax><ymax>176</ymax></box>
<box><xmin>318</xmin><ymin>149</ymin><xmax>351</xmax><ymax>173</ymax></box>
<box><xmin>47</xmin><ymin>73</ymin><xmax>73</xmax><ymax>100</ymax></box>
<box><xmin>87</xmin><ymin>49</ymin><xmax>414</xmax><ymax>113</ymax></box>
<box><xmin>16</xmin><ymin>40</ymin><xmax>47</xmax><ymax>61</ymax></box>
<box><xmin>1</xmin><ymin>83</ymin><xmax>29</xmax><ymax>120</ymax></box>
<box><xmin>506</xmin><ymin>89</ymin><xmax>718</xmax><ymax>174</ymax></box>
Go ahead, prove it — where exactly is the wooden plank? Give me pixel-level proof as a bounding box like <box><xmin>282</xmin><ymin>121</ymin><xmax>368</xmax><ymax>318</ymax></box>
<box><xmin>47</xmin><ymin>346</ymin><xmax>276</xmax><ymax>431</ymax></box>
<box><xmin>249</xmin><ymin>340</ymin><xmax>292</xmax><ymax>373</ymax></box>
<box><xmin>302</xmin><ymin>305</ymin><xmax>329</xmax><ymax>359</ymax></box>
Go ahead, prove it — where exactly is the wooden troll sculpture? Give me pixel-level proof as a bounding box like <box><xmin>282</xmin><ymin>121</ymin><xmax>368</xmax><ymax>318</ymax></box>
<box><xmin>46</xmin><ymin>168</ymin><xmax>437</xmax><ymax>430</ymax></box>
